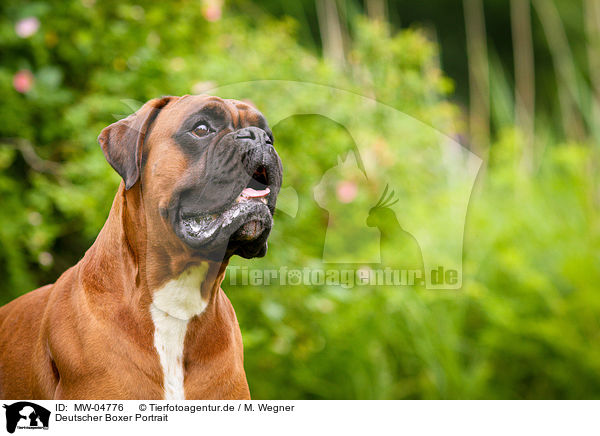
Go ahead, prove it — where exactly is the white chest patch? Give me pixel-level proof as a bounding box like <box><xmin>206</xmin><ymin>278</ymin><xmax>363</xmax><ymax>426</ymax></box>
<box><xmin>150</xmin><ymin>264</ymin><xmax>209</xmax><ymax>400</ymax></box>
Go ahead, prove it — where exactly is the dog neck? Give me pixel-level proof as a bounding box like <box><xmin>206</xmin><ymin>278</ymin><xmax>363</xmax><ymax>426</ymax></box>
<box><xmin>80</xmin><ymin>183</ymin><xmax>229</xmax><ymax>315</ymax></box>
<box><xmin>80</xmin><ymin>183</ymin><xmax>235</xmax><ymax>399</ymax></box>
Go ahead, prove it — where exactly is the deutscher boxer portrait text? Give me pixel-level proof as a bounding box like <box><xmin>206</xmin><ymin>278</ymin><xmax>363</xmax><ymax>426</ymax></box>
<box><xmin>0</xmin><ymin>95</ymin><xmax>282</xmax><ymax>400</ymax></box>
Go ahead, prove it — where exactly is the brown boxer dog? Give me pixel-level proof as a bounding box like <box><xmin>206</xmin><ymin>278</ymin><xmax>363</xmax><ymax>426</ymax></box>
<box><xmin>0</xmin><ymin>95</ymin><xmax>282</xmax><ymax>399</ymax></box>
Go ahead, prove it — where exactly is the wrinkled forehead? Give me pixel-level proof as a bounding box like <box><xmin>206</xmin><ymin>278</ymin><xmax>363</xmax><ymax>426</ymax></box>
<box><xmin>159</xmin><ymin>94</ymin><xmax>270</xmax><ymax>133</ymax></box>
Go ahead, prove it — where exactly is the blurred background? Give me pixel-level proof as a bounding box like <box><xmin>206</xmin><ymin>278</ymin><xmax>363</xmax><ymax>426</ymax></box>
<box><xmin>1</xmin><ymin>0</ymin><xmax>599</xmax><ymax>399</ymax></box>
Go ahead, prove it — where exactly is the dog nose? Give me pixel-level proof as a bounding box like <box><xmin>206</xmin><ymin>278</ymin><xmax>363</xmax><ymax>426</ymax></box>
<box><xmin>235</xmin><ymin>127</ymin><xmax>272</xmax><ymax>147</ymax></box>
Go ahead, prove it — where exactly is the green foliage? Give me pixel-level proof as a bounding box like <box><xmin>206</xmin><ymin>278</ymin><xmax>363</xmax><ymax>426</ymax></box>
<box><xmin>1</xmin><ymin>0</ymin><xmax>599</xmax><ymax>399</ymax></box>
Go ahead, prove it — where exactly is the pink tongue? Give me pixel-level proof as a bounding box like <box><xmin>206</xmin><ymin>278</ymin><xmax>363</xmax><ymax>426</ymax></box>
<box><xmin>241</xmin><ymin>187</ymin><xmax>270</xmax><ymax>198</ymax></box>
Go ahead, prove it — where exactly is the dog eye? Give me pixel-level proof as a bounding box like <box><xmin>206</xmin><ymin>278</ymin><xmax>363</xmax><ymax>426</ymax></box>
<box><xmin>192</xmin><ymin>123</ymin><xmax>212</xmax><ymax>137</ymax></box>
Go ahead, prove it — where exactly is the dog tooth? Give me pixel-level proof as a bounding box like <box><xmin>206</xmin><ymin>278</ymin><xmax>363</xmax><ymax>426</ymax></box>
<box><xmin>189</xmin><ymin>220</ymin><xmax>201</xmax><ymax>233</ymax></box>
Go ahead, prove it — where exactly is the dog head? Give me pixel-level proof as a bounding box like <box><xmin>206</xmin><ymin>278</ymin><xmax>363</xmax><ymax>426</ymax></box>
<box><xmin>98</xmin><ymin>95</ymin><xmax>282</xmax><ymax>262</ymax></box>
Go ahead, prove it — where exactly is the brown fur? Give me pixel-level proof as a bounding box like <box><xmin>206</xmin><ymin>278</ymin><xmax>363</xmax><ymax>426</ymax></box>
<box><xmin>0</xmin><ymin>95</ymin><xmax>268</xmax><ymax>399</ymax></box>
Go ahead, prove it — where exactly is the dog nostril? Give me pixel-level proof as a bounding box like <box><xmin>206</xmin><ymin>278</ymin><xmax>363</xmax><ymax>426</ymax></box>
<box><xmin>237</xmin><ymin>130</ymin><xmax>256</xmax><ymax>141</ymax></box>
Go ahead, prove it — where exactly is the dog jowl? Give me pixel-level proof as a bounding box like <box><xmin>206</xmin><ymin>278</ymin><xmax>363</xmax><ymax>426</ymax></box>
<box><xmin>3</xmin><ymin>402</ymin><xmax>50</xmax><ymax>433</ymax></box>
<box><xmin>0</xmin><ymin>95</ymin><xmax>282</xmax><ymax>399</ymax></box>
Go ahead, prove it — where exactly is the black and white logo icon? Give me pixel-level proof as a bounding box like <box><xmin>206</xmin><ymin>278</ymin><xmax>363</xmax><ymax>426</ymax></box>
<box><xmin>3</xmin><ymin>402</ymin><xmax>50</xmax><ymax>433</ymax></box>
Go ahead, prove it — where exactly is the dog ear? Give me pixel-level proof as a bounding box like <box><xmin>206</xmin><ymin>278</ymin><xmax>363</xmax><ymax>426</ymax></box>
<box><xmin>98</xmin><ymin>96</ymin><xmax>174</xmax><ymax>190</ymax></box>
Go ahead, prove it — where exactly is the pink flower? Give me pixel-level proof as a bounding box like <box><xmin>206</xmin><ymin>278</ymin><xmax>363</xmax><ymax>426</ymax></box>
<box><xmin>202</xmin><ymin>0</ymin><xmax>222</xmax><ymax>21</ymax></box>
<box><xmin>15</xmin><ymin>17</ymin><xmax>40</xmax><ymax>38</ymax></box>
<box><xmin>336</xmin><ymin>180</ymin><xmax>358</xmax><ymax>203</ymax></box>
<box><xmin>38</xmin><ymin>252</ymin><xmax>53</xmax><ymax>267</ymax></box>
<box><xmin>13</xmin><ymin>70</ymin><xmax>34</xmax><ymax>93</ymax></box>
